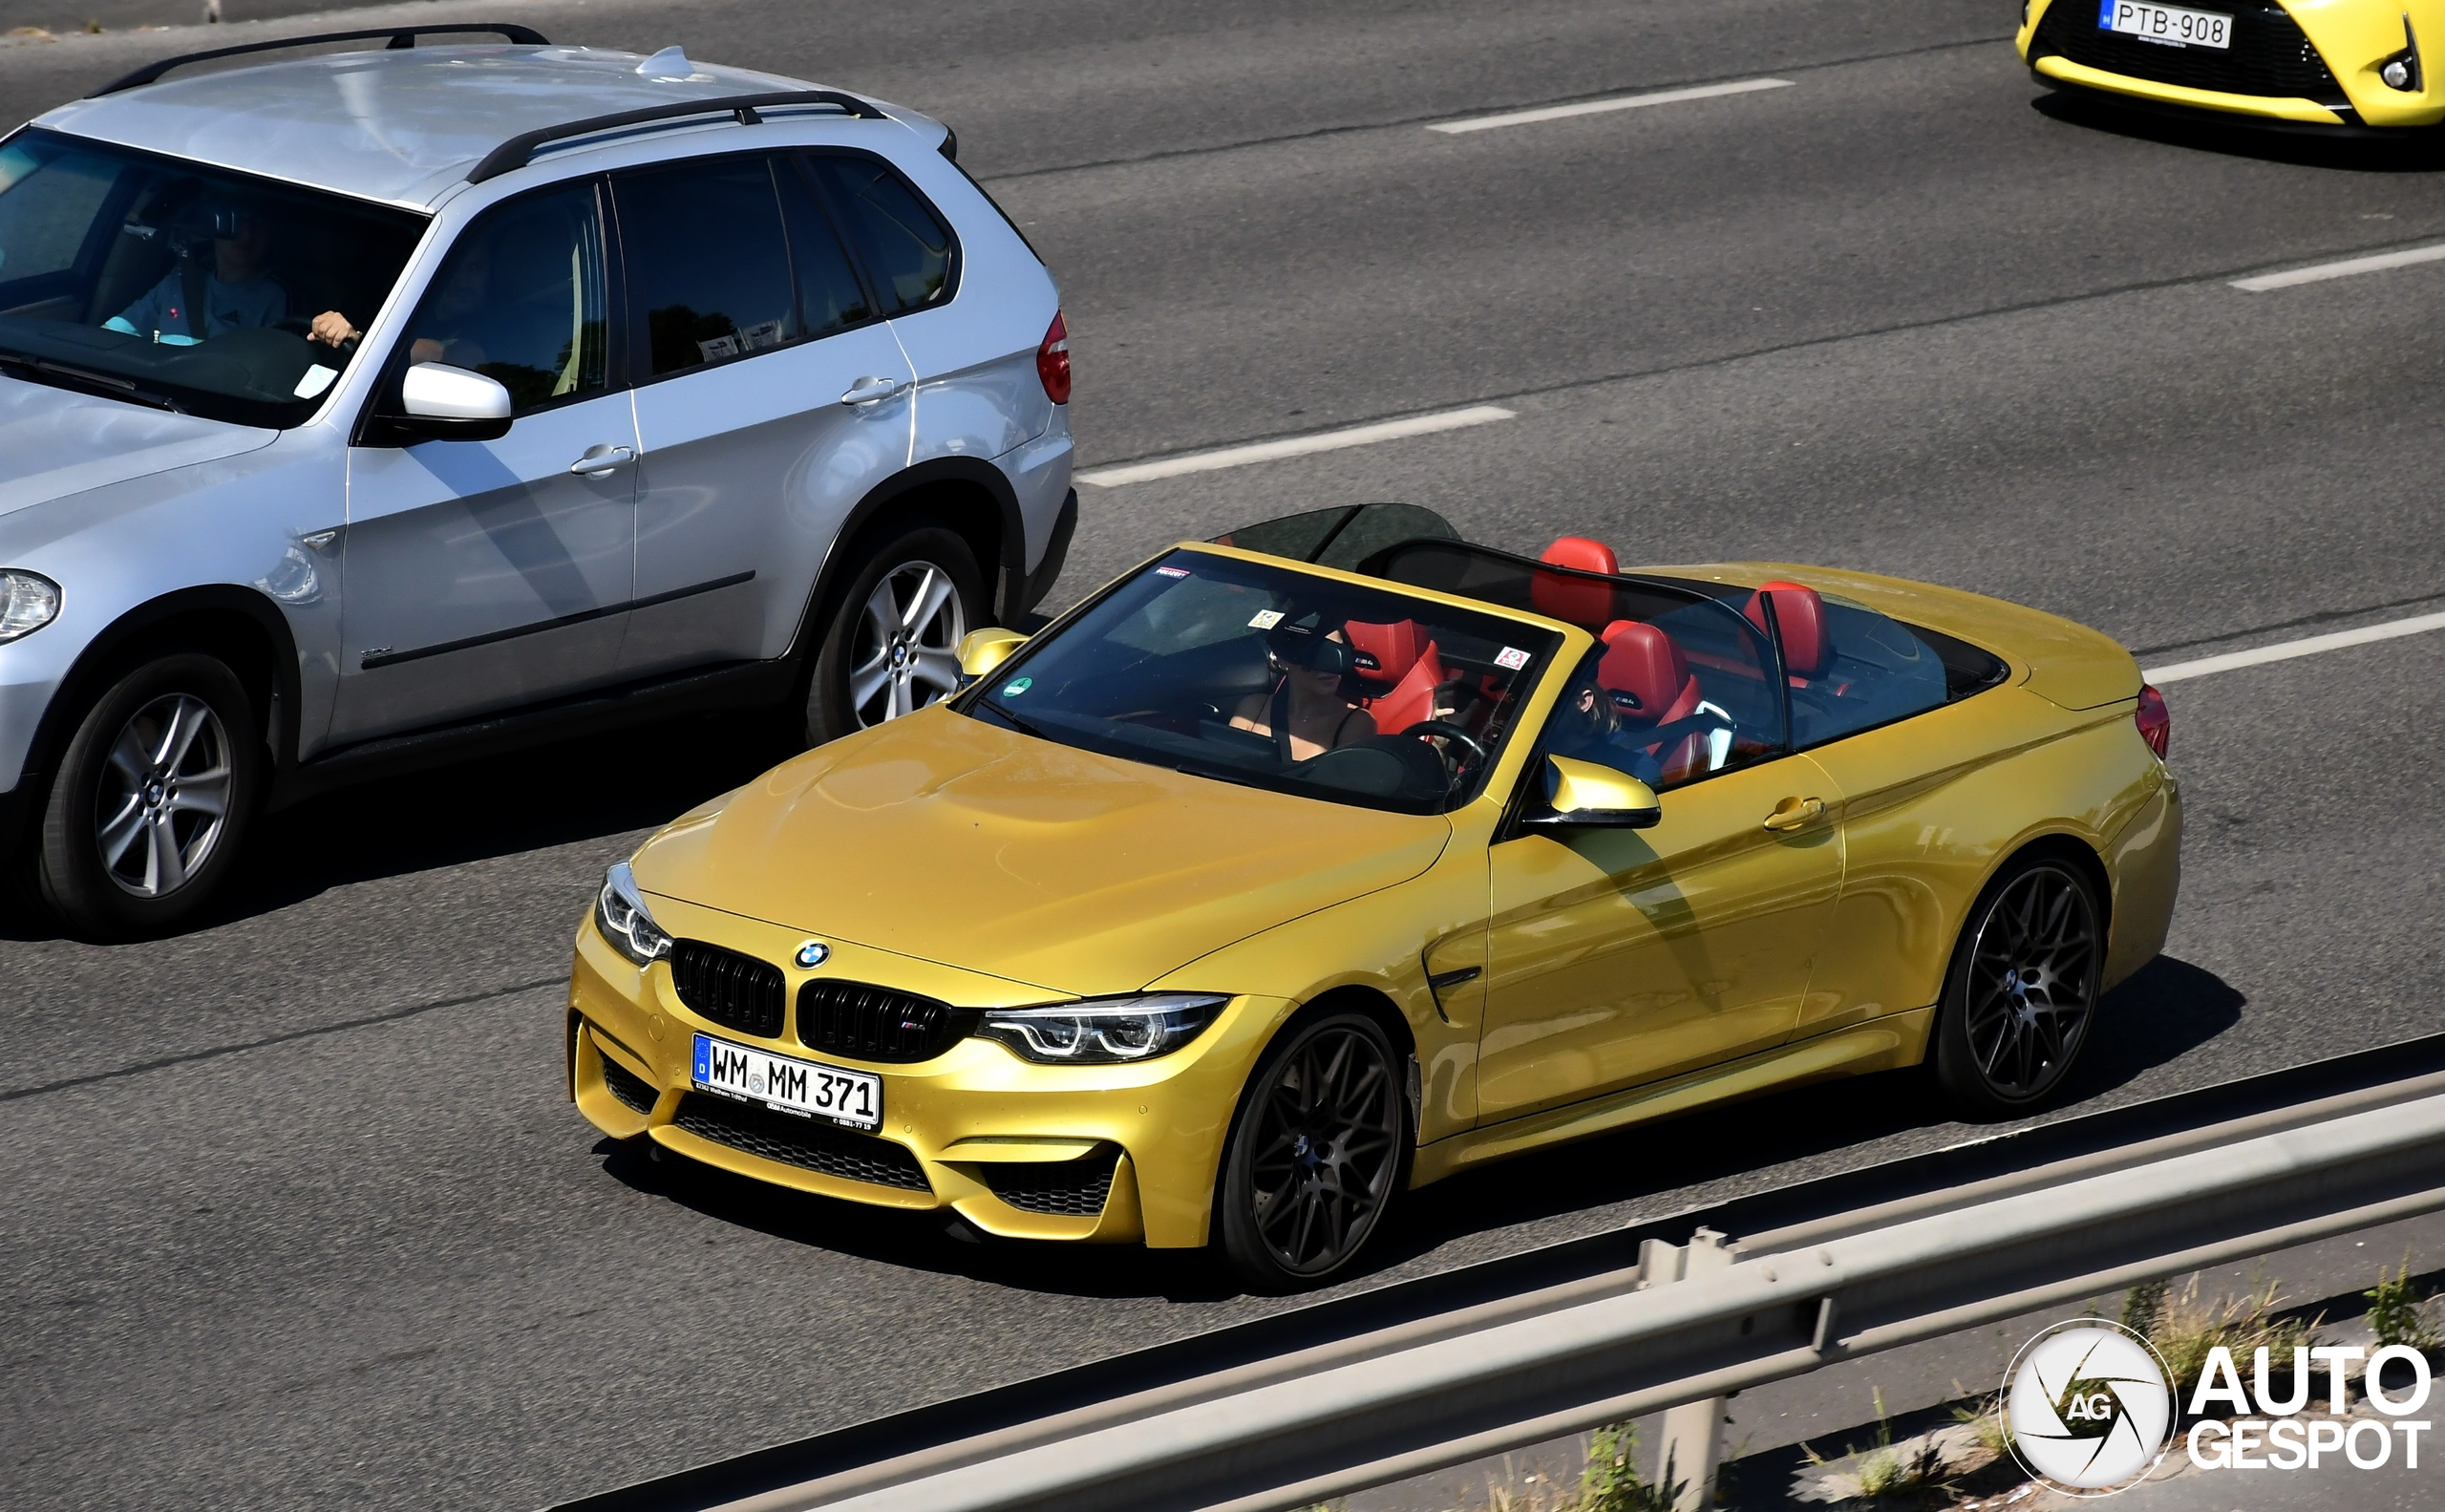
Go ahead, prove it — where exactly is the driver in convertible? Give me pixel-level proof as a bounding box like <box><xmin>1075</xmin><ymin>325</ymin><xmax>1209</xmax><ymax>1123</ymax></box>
<box><xmin>1231</xmin><ymin>624</ymin><xmax>1379</xmax><ymax>760</ymax></box>
<box><xmin>105</xmin><ymin>203</ymin><xmax>357</xmax><ymax>351</ymax></box>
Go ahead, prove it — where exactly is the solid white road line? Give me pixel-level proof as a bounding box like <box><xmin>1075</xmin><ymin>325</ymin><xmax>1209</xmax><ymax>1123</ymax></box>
<box><xmin>2230</xmin><ymin>243</ymin><xmax>2445</xmax><ymax>292</ymax></box>
<box><xmin>1426</xmin><ymin>78</ymin><xmax>1793</xmax><ymax>135</ymax></box>
<box><xmin>1075</xmin><ymin>406</ymin><xmax>1517</xmax><ymax>487</ymax></box>
<box><xmin>2144</xmin><ymin>608</ymin><xmax>2445</xmax><ymax>684</ymax></box>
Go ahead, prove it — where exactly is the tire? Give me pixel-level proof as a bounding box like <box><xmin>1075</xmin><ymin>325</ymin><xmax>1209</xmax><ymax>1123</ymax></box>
<box><xmin>1932</xmin><ymin>853</ymin><xmax>2104</xmax><ymax>1119</ymax></box>
<box><xmin>1216</xmin><ymin>1010</ymin><xmax>1408</xmax><ymax>1291</ymax></box>
<box><xmin>36</xmin><ymin>653</ymin><xmax>261</xmax><ymax>939</ymax></box>
<box><xmin>798</xmin><ymin>524</ymin><xmax>986</xmax><ymax>747</ymax></box>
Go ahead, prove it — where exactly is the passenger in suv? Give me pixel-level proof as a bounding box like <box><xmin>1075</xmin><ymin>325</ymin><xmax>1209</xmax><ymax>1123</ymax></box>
<box><xmin>0</xmin><ymin>26</ymin><xmax>1076</xmax><ymax>937</ymax></box>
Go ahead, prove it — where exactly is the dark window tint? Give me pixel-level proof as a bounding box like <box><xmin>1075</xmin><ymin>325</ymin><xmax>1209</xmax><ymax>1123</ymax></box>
<box><xmin>615</xmin><ymin>160</ymin><xmax>797</xmax><ymax>377</ymax></box>
<box><xmin>1757</xmin><ymin>586</ymin><xmax>2004</xmax><ymax>748</ymax></box>
<box><xmin>805</xmin><ymin>154</ymin><xmax>952</xmax><ymax>312</ymax></box>
<box><xmin>775</xmin><ymin>160</ymin><xmax>874</xmax><ymax>335</ymax></box>
<box><xmin>405</xmin><ymin>181</ymin><xmax>607</xmax><ymax>415</ymax></box>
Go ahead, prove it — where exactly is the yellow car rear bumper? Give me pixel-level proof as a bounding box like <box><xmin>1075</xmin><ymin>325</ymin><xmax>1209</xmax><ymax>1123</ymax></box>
<box><xmin>565</xmin><ymin>916</ymin><xmax>1286</xmax><ymax>1248</ymax></box>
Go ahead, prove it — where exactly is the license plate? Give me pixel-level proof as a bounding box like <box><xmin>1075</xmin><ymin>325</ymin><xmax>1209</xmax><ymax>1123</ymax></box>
<box><xmin>692</xmin><ymin>1033</ymin><xmax>882</xmax><ymax>1132</ymax></box>
<box><xmin>2098</xmin><ymin>0</ymin><xmax>2232</xmax><ymax>48</ymax></box>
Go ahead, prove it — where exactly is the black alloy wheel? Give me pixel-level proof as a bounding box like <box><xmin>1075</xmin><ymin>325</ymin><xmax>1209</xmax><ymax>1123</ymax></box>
<box><xmin>36</xmin><ymin>652</ymin><xmax>261</xmax><ymax>939</ymax></box>
<box><xmin>1218</xmin><ymin>1011</ymin><xmax>1407</xmax><ymax>1290</ymax></box>
<box><xmin>799</xmin><ymin>524</ymin><xmax>986</xmax><ymax>747</ymax></box>
<box><xmin>1933</xmin><ymin>856</ymin><xmax>2103</xmax><ymax>1118</ymax></box>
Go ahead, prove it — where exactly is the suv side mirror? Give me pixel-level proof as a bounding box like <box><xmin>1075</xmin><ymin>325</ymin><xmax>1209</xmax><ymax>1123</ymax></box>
<box><xmin>372</xmin><ymin>361</ymin><xmax>513</xmax><ymax>443</ymax></box>
<box><xmin>1525</xmin><ymin>754</ymin><xmax>1661</xmax><ymax>828</ymax></box>
<box><xmin>957</xmin><ymin>627</ymin><xmax>1031</xmax><ymax>684</ymax></box>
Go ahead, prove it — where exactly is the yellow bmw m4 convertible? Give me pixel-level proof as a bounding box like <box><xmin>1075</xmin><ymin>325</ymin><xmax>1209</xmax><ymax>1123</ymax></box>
<box><xmin>566</xmin><ymin>505</ymin><xmax>2180</xmax><ymax>1288</ymax></box>
<box><xmin>2020</xmin><ymin>0</ymin><xmax>2443</xmax><ymax>130</ymax></box>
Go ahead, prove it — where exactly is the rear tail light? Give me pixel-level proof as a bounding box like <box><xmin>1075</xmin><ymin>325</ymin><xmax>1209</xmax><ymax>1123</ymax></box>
<box><xmin>2135</xmin><ymin>683</ymin><xmax>2170</xmax><ymax>759</ymax></box>
<box><xmin>1036</xmin><ymin>311</ymin><xmax>1071</xmax><ymax>405</ymax></box>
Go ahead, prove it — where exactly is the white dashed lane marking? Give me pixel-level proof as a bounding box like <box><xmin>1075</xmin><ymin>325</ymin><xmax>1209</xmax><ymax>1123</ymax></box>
<box><xmin>2230</xmin><ymin>243</ymin><xmax>2445</xmax><ymax>291</ymax></box>
<box><xmin>1425</xmin><ymin>78</ymin><xmax>1794</xmax><ymax>135</ymax></box>
<box><xmin>1075</xmin><ymin>406</ymin><xmax>1517</xmax><ymax>487</ymax></box>
<box><xmin>2144</xmin><ymin>609</ymin><xmax>2445</xmax><ymax>684</ymax></box>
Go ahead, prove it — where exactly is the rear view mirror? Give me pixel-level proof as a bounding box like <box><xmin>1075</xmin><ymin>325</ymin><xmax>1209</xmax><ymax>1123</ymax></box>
<box><xmin>957</xmin><ymin>627</ymin><xmax>1031</xmax><ymax>684</ymax></box>
<box><xmin>1526</xmin><ymin>755</ymin><xmax>1661</xmax><ymax>829</ymax></box>
<box><xmin>372</xmin><ymin>361</ymin><xmax>512</xmax><ymax>443</ymax></box>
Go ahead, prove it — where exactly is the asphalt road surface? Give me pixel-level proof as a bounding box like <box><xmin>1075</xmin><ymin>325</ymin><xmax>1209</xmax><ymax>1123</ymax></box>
<box><xmin>5</xmin><ymin>3</ymin><xmax>2444</xmax><ymax>1508</ymax></box>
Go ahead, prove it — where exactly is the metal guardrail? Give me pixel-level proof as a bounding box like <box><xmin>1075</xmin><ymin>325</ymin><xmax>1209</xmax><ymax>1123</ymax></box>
<box><xmin>553</xmin><ymin>1034</ymin><xmax>2445</xmax><ymax>1512</ymax></box>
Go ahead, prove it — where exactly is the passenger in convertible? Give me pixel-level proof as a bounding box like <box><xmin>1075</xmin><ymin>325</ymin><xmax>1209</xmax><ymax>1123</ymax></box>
<box><xmin>1231</xmin><ymin>623</ymin><xmax>1379</xmax><ymax>760</ymax></box>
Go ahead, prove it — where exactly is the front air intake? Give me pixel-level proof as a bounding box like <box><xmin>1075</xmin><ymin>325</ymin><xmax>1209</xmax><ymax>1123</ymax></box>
<box><xmin>670</xmin><ymin>940</ymin><xmax>786</xmax><ymax>1038</ymax></box>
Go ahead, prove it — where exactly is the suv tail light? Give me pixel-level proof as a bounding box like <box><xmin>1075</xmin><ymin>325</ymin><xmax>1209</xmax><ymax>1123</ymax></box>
<box><xmin>2135</xmin><ymin>683</ymin><xmax>2170</xmax><ymax>759</ymax></box>
<box><xmin>1036</xmin><ymin>311</ymin><xmax>1071</xmax><ymax>405</ymax></box>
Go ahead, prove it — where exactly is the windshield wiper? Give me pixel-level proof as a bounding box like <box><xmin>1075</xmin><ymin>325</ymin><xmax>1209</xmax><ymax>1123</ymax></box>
<box><xmin>0</xmin><ymin>351</ymin><xmax>181</xmax><ymax>413</ymax></box>
<box><xmin>973</xmin><ymin>699</ymin><xmax>1048</xmax><ymax>741</ymax></box>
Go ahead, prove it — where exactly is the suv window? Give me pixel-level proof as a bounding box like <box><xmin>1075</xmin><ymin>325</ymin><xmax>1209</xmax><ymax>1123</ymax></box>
<box><xmin>804</xmin><ymin>153</ymin><xmax>954</xmax><ymax>312</ymax></box>
<box><xmin>775</xmin><ymin>159</ymin><xmax>876</xmax><ymax>335</ymax></box>
<box><xmin>614</xmin><ymin>159</ymin><xmax>798</xmax><ymax>377</ymax></box>
<box><xmin>403</xmin><ymin>181</ymin><xmax>608</xmax><ymax>415</ymax></box>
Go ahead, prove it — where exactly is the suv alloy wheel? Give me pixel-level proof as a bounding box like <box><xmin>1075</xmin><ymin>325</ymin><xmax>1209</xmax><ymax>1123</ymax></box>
<box><xmin>802</xmin><ymin>525</ymin><xmax>986</xmax><ymax>745</ymax></box>
<box><xmin>37</xmin><ymin>652</ymin><xmax>261</xmax><ymax>938</ymax></box>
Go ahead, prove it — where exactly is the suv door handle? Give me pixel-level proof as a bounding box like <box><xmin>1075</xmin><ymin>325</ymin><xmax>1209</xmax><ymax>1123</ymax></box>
<box><xmin>1761</xmin><ymin>797</ymin><xmax>1825</xmax><ymax>832</ymax></box>
<box><xmin>568</xmin><ymin>444</ymin><xmax>635</xmax><ymax>478</ymax></box>
<box><xmin>840</xmin><ymin>375</ymin><xmax>905</xmax><ymax>407</ymax></box>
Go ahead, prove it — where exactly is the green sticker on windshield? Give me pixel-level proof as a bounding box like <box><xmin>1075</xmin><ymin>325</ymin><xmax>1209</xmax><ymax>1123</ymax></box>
<box><xmin>1003</xmin><ymin>677</ymin><xmax>1032</xmax><ymax>696</ymax></box>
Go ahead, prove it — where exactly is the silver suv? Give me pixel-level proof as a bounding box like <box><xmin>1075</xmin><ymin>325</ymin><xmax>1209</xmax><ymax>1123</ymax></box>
<box><xmin>0</xmin><ymin>25</ymin><xmax>1076</xmax><ymax>936</ymax></box>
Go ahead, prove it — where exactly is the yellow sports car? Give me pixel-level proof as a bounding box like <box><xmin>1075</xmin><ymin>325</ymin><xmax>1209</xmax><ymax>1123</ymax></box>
<box><xmin>565</xmin><ymin>505</ymin><xmax>2180</xmax><ymax>1288</ymax></box>
<box><xmin>2020</xmin><ymin>0</ymin><xmax>2440</xmax><ymax>130</ymax></box>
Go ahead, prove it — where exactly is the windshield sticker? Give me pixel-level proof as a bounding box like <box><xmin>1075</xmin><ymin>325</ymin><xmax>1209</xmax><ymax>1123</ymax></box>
<box><xmin>292</xmin><ymin>364</ymin><xmax>338</xmax><ymax>399</ymax></box>
<box><xmin>1002</xmin><ymin>677</ymin><xmax>1033</xmax><ymax>696</ymax></box>
<box><xmin>1247</xmin><ymin>609</ymin><xmax>1286</xmax><ymax>629</ymax></box>
<box><xmin>1156</xmin><ymin>565</ymin><xmax>1191</xmax><ymax>578</ymax></box>
<box><xmin>1494</xmin><ymin>647</ymin><xmax>1531</xmax><ymax>671</ymax></box>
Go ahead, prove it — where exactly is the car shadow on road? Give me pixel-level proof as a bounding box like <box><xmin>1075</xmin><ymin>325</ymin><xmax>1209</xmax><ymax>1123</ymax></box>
<box><xmin>2031</xmin><ymin>89</ymin><xmax>2445</xmax><ymax>172</ymax></box>
<box><xmin>588</xmin><ymin>953</ymin><xmax>2246</xmax><ymax>1304</ymax></box>
<box><xmin>172</xmin><ymin>708</ymin><xmax>795</xmax><ymax>935</ymax></box>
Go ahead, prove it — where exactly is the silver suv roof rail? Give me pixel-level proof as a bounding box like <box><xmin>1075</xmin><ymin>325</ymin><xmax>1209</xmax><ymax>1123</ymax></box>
<box><xmin>465</xmin><ymin>90</ymin><xmax>888</xmax><ymax>184</ymax></box>
<box><xmin>91</xmin><ymin>23</ymin><xmax>550</xmax><ymax>96</ymax></box>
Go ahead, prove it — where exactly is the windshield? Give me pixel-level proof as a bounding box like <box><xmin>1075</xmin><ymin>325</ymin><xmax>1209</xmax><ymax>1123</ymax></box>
<box><xmin>0</xmin><ymin>128</ymin><xmax>426</xmax><ymax>426</ymax></box>
<box><xmin>967</xmin><ymin>550</ymin><xmax>1563</xmax><ymax>814</ymax></box>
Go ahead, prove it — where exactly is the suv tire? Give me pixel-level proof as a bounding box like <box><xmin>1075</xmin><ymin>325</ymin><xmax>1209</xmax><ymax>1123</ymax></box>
<box><xmin>800</xmin><ymin>524</ymin><xmax>986</xmax><ymax>746</ymax></box>
<box><xmin>38</xmin><ymin>653</ymin><xmax>261</xmax><ymax>939</ymax></box>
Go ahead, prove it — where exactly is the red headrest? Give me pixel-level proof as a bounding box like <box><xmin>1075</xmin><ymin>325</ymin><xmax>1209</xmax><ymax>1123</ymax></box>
<box><xmin>1595</xmin><ymin>621</ymin><xmax>1691</xmax><ymax>726</ymax></box>
<box><xmin>1344</xmin><ymin>620</ymin><xmax>1425</xmax><ymax>686</ymax></box>
<box><xmin>1742</xmin><ymin>580</ymin><xmax>1828</xmax><ymax>677</ymax></box>
<box><xmin>1531</xmin><ymin>537</ymin><xmax>1619</xmax><ymax>628</ymax></box>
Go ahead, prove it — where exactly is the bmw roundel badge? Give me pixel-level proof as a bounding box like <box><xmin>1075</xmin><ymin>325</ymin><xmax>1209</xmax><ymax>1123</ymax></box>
<box><xmin>795</xmin><ymin>941</ymin><xmax>830</xmax><ymax>969</ymax></box>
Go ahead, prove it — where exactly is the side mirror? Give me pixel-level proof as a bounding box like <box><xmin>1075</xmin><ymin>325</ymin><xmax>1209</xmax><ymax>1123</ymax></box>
<box><xmin>1526</xmin><ymin>754</ymin><xmax>1661</xmax><ymax>828</ymax></box>
<box><xmin>372</xmin><ymin>361</ymin><xmax>513</xmax><ymax>443</ymax></box>
<box><xmin>956</xmin><ymin>627</ymin><xmax>1031</xmax><ymax>684</ymax></box>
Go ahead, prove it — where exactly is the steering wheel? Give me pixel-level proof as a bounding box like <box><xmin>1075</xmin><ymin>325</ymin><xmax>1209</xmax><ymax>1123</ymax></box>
<box><xmin>1402</xmin><ymin>719</ymin><xmax>1489</xmax><ymax>781</ymax></box>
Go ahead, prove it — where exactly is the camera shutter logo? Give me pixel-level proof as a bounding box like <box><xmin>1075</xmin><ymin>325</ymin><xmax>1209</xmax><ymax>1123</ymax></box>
<box><xmin>2004</xmin><ymin>1320</ymin><xmax>2176</xmax><ymax>1495</ymax></box>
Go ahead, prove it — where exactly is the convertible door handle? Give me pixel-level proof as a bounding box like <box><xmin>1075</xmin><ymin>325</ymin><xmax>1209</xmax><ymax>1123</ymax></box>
<box><xmin>568</xmin><ymin>444</ymin><xmax>636</xmax><ymax>477</ymax></box>
<box><xmin>1762</xmin><ymin>797</ymin><xmax>1826</xmax><ymax>832</ymax></box>
<box><xmin>840</xmin><ymin>375</ymin><xmax>906</xmax><ymax>407</ymax></box>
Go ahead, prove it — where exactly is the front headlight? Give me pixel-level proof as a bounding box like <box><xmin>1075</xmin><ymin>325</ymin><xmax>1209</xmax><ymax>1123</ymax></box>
<box><xmin>595</xmin><ymin>861</ymin><xmax>672</xmax><ymax>967</ymax></box>
<box><xmin>978</xmin><ymin>993</ymin><xmax>1229</xmax><ymax>1064</ymax></box>
<box><xmin>0</xmin><ymin>570</ymin><xmax>60</xmax><ymax>643</ymax></box>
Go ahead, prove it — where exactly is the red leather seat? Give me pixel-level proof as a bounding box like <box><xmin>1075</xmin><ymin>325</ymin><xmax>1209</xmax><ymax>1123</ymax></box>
<box><xmin>1597</xmin><ymin>620</ymin><xmax>1709</xmax><ymax>782</ymax></box>
<box><xmin>1345</xmin><ymin>619</ymin><xmax>1448</xmax><ymax>733</ymax></box>
<box><xmin>1531</xmin><ymin>536</ymin><xmax>1618</xmax><ymax>628</ymax></box>
<box><xmin>1740</xmin><ymin>580</ymin><xmax>1830</xmax><ymax>683</ymax></box>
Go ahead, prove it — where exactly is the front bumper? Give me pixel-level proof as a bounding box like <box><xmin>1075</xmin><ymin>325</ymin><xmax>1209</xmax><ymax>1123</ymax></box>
<box><xmin>565</xmin><ymin>908</ymin><xmax>1286</xmax><ymax>1248</ymax></box>
<box><xmin>2021</xmin><ymin>0</ymin><xmax>2445</xmax><ymax>129</ymax></box>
